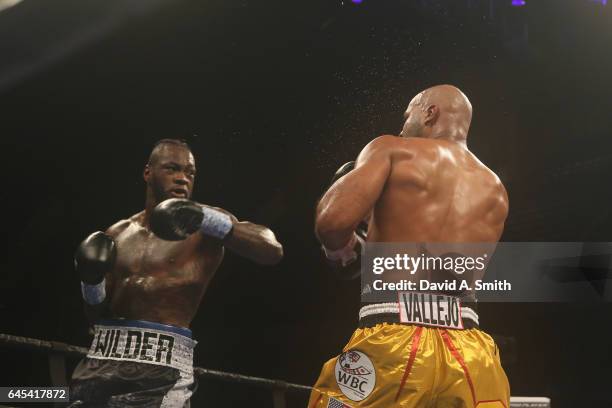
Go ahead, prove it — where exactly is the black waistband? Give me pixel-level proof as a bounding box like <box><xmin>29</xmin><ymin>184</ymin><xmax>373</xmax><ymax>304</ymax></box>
<box><xmin>360</xmin><ymin>300</ymin><xmax>478</xmax><ymax>310</ymax></box>
<box><xmin>358</xmin><ymin>313</ymin><xmax>479</xmax><ymax>329</ymax></box>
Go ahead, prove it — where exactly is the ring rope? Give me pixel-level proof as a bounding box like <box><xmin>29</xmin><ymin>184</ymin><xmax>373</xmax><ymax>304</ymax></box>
<box><xmin>0</xmin><ymin>333</ymin><xmax>312</xmax><ymax>394</ymax></box>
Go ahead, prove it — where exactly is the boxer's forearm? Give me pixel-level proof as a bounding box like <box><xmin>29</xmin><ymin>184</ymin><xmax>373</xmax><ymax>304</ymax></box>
<box><xmin>315</xmin><ymin>189</ymin><xmax>365</xmax><ymax>250</ymax></box>
<box><xmin>83</xmin><ymin>276</ymin><xmax>113</xmax><ymax>323</ymax></box>
<box><xmin>315</xmin><ymin>213</ymin><xmax>356</xmax><ymax>250</ymax></box>
<box><xmin>149</xmin><ymin>200</ymin><xmax>283</xmax><ymax>264</ymax></box>
<box><xmin>224</xmin><ymin>222</ymin><xmax>283</xmax><ymax>265</ymax></box>
<box><xmin>76</xmin><ymin>231</ymin><xmax>116</xmax><ymax>323</ymax></box>
<box><xmin>83</xmin><ymin>299</ymin><xmax>111</xmax><ymax>323</ymax></box>
<box><xmin>316</xmin><ymin>137</ymin><xmax>393</xmax><ymax>249</ymax></box>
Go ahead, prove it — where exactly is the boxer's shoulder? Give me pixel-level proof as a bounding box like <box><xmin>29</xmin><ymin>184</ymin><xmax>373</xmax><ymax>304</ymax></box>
<box><xmin>400</xmin><ymin>136</ymin><xmax>445</xmax><ymax>153</ymax></box>
<box><xmin>379</xmin><ymin>136</ymin><xmax>441</xmax><ymax>166</ymax></box>
<box><xmin>365</xmin><ymin>134</ymin><xmax>404</xmax><ymax>150</ymax></box>
<box><xmin>105</xmin><ymin>214</ymin><xmax>140</xmax><ymax>238</ymax></box>
<box><xmin>464</xmin><ymin>151</ymin><xmax>507</xmax><ymax>189</ymax></box>
<box><xmin>359</xmin><ymin>135</ymin><xmax>411</xmax><ymax>161</ymax></box>
<box><xmin>357</xmin><ymin>136</ymin><xmax>438</xmax><ymax>175</ymax></box>
<box><xmin>367</xmin><ymin>135</ymin><xmax>437</xmax><ymax>155</ymax></box>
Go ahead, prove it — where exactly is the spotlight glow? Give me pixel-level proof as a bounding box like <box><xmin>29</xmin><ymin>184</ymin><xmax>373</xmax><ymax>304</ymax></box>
<box><xmin>511</xmin><ymin>0</ymin><xmax>526</xmax><ymax>6</ymax></box>
<box><xmin>0</xmin><ymin>0</ymin><xmax>24</xmax><ymax>12</ymax></box>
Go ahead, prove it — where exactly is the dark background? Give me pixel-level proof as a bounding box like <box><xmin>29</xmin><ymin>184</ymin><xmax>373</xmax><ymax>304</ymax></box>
<box><xmin>1</xmin><ymin>0</ymin><xmax>611</xmax><ymax>406</ymax></box>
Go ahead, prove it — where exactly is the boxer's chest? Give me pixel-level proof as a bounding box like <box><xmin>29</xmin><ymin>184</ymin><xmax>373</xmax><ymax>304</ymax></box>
<box><xmin>112</xmin><ymin>223</ymin><xmax>215</xmax><ymax>282</ymax></box>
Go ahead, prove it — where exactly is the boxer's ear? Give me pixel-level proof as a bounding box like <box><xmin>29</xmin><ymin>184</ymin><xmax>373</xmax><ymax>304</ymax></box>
<box><xmin>424</xmin><ymin>104</ymin><xmax>440</xmax><ymax>126</ymax></box>
<box><xmin>143</xmin><ymin>164</ymin><xmax>151</xmax><ymax>182</ymax></box>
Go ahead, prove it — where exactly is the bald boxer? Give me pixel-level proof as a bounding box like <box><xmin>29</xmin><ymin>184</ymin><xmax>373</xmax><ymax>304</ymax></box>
<box><xmin>309</xmin><ymin>85</ymin><xmax>510</xmax><ymax>407</ymax></box>
<box><xmin>70</xmin><ymin>139</ymin><xmax>283</xmax><ymax>407</ymax></box>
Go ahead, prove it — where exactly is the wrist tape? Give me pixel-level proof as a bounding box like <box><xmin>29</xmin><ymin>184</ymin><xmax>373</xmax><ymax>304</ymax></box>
<box><xmin>200</xmin><ymin>207</ymin><xmax>233</xmax><ymax>239</ymax></box>
<box><xmin>81</xmin><ymin>279</ymin><xmax>106</xmax><ymax>305</ymax></box>
<box><xmin>322</xmin><ymin>232</ymin><xmax>365</xmax><ymax>267</ymax></box>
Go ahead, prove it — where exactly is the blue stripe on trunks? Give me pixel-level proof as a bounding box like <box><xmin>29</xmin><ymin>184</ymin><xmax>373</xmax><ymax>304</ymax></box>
<box><xmin>97</xmin><ymin>319</ymin><xmax>192</xmax><ymax>338</ymax></box>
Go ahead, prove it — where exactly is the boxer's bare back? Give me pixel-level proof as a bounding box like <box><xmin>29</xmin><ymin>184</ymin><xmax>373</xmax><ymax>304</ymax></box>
<box><xmin>362</xmin><ymin>136</ymin><xmax>508</xmax><ymax>243</ymax></box>
<box><xmin>316</xmin><ymin>85</ymin><xmax>509</xmax><ymax>269</ymax></box>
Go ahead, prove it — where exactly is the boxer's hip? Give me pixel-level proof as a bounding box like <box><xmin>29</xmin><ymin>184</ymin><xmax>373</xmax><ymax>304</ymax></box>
<box><xmin>309</xmin><ymin>295</ymin><xmax>509</xmax><ymax>407</ymax></box>
<box><xmin>70</xmin><ymin>319</ymin><xmax>197</xmax><ymax>407</ymax></box>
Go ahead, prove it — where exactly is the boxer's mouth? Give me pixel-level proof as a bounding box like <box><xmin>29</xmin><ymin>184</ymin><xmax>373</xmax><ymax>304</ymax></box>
<box><xmin>170</xmin><ymin>188</ymin><xmax>188</xmax><ymax>198</ymax></box>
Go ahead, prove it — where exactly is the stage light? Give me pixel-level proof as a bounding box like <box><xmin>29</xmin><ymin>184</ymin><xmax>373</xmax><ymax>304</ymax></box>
<box><xmin>0</xmin><ymin>0</ymin><xmax>24</xmax><ymax>13</ymax></box>
<box><xmin>511</xmin><ymin>0</ymin><xmax>526</xmax><ymax>6</ymax></box>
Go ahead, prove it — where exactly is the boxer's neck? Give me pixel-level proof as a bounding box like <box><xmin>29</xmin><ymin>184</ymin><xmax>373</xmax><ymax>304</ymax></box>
<box><xmin>143</xmin><ymin>189</ymin><xmax>159</xmax><ymax>227</ymax></box>
<box><xmin>430</xmin><ymin>128</ymin><xmax>468</xmax><ymax>147</ymax></box>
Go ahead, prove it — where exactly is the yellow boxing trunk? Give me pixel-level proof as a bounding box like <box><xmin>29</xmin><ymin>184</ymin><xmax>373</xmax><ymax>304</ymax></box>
<box><xmin>308</xmin><ymin>300</ymin><xmax>509</xmax><ymax>408</ymax></box>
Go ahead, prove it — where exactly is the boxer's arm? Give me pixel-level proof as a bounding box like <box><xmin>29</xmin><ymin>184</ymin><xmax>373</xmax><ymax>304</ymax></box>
<box><xmin>79</xmin><ymin>221</ymin><xmax>126</xmax><ymax>323</ymax></box>
<box><xmin>82</xmin><ymin>285</ymin><xmax>112</xmax><ymax>323</ymax></box>
<box><xmin>207</xmin><ymin>206</ymin><xmax>284</xmax><ymax>265</ymax></box>
<box><xmin>149</xmin><ymin>199</ymin><xmax>283</xmax><ymax>265</ymax></box>
<box><xmin>77</xmin><ymin>233</ymin><xmax>114</xmax><ymax>323</ymax></box>
<box><xmin>315</xmin><ymin>135</ymin><xmax>396</xmax><ymax>249</ymax></box>
<box><xmin>316</xmin><ymin>161</ymin><xmax>369</xmax><ymax>274</ymax></box>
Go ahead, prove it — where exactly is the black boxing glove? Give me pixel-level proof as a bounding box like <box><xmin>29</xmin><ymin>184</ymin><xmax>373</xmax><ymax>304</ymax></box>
<box><xmin>151</xmin><ymin>198</ymin><xmax>234</xmax><ymax>241</ymax></box>
<box><xmin>330</xmin><ymin>161</ymin><xmax>355</xmax><ymax>184</ymax></box>
<box><xmin>75</xmin><ymin>231</ymin><xmax>116</xmax><ymax>305</ymax></box>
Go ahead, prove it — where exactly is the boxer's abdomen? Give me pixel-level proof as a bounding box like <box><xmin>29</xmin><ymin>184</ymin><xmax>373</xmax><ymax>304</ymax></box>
<box><xmin>110</xmin><ymin>275</ymin><xmax>208</xmax><ymax>328</ymax></box>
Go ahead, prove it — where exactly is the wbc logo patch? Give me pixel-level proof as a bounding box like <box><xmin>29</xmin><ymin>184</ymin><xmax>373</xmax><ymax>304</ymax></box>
<box><xmin>334</xmin><ymin>350</ymin><xmax>376</xmax><ymax>401</ymax></box>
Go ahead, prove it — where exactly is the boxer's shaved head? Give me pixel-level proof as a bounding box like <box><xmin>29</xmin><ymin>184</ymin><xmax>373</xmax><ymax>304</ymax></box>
<box><xmin>400</xmin><ymin>84</ymin><xmax>472</xmax><ymax>143</ymax></box>
<box><xmin>147</xmin><ymin>139</ymin><xmax>192</xmax><ymax>165</ymax></box>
